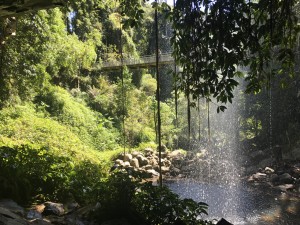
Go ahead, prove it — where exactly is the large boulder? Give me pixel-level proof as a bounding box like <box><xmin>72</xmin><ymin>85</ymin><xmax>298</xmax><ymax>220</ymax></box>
<box><xmin>0</xmin><ymin>199</ymin><xmax>25</xmax><ymax>217</ymax></box>
<box><xmin>278</xmin><ymin>173</ymin><xmax>293</xmax><ymax>184</ymax></box>
<box><xmin>43</xmin><ymin>202</ymin><xmax>64</xmax><ymax>216</ymax></box>
<box><xmin>0</xmin><ymin>206</ymin><xmax>27</xmax><ymax>225</ymax></box>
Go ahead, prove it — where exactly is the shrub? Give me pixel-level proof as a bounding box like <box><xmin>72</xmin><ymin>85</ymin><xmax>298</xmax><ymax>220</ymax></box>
<box><xmin>0</xmin><ymin>140</ymin><xmax>106</xmax><ymax>204</ymax></box>
<box><xmin>93</xmin><ymin>170</ymin><xmax>213</xmax><ymax>225</ymax></box>
<box><xmin>35</xmin><ymin>85</ymin><xmax>120</xmax><ymax>150</ymax></box>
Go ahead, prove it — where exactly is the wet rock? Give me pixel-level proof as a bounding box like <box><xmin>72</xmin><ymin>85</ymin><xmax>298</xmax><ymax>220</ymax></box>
<box><xmin>258</xmin><ymin>158</ymin><xmax>273</xmax><ymax>169</ymax></box>
<box><xmin>27</xmin><ymin>210</ymin><xmax>43</xmax><ymax>220</ymax></box>
<box><xmin>0</xmin><ymin>206</ymin><xmax>27</xmax><ymax>225</ymax></box>
<box><xmin>274</xmin><ymin>184</ymin><xmax>294</xmax><ymax>192</ymax></box>
<box><xmin>146</xmin><ymin>169</ymin><xmax>159</xmax><ymax>176</ymax></box>
<box><xmin>170</xmin><ymin>166</ymin><xmax>181</xmax><ymax>176</ymax></box>
<box><xmin>291</xmin><ymin>167</ymin><xmax>300</xmax><ymax>179</ymax></box>
<box><xmin>270</xmin><ymin>174</ymin><xmax>279</xmax><ymax>183</ymax></box>
<box><xmin>216</xmin><ymin>218</ymin><xmax>233</xmax><ymax>225</ymax></box>
<box><xmin>0</xmin><ymin>199</ymin><xmax>25</xmax><ymax>216</ymax></box>
<box><xmin>169</xmin><ymin>150</ymin><xmax>184</xmax><ymax>159</ymax></box>
<box><xmin>43</xmin><ymin>202</ymin><xmax>64</xmax><ymax>216</ymax></box>
<box><xmin>130</xmin><ymin>158</ymin><xmax>139</xmax><ymax>168</ymax></box>
<box><xmin>278</xmin><ymin>173</ymin><xmax>293</xmax><ymax>184</ymax></box>
<box><xmin>252</xmin><ymin>172</ymin><xmax>267</xmax><ymax>181</ymax></box>
<box><xmin>264</xmin><ymin>167</ymin><xmax>275</xmax><ymax>174</ymax></box>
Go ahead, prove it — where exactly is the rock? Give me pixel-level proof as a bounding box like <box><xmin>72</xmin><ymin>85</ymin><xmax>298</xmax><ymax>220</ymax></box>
<box><xmin>146</xmin><ymin>169</ymin><xmax>159</xmax><ymax>176</ymax></box>
<box><xmin>115</xmin><ymin>159</ymin><xmax>124</xmax><ymax>166</ymax></box>
<box><xmin>161</xmin><ymin>166</ymin><xmax>170</xmax><ymax>174</ymax></box>
<box><xmin>274</xmin><ymin>184</ymin><xmax>294</xmax><ymax>192</ymax></box>
<box><xmin>170</xmin><ymin>166</ymin><xmax>181</xmax><ymax>176</ymax></box>
<box><xmin>0</xmin><ymin>206</ymin><xmax>27</xmax><ymax>225</ymax></box>
<box><xmin>270</xmin><ymin>174</ymin><xmax>279</xmax><ymax>183</ymax></box>
<box><xmin>0</xmin><ymin>199</ymin><xmax>25</xmax><ymax>216</ymax></box>
<box><xmin>264</xmin><ymin>167</ymin><xmax>275</xmax><ymax>174</ymax></box>
<box><xmin>278</xmin><ymin>173</ymin><xmax>293</xmax><ymax>184</ymax></box>
<box><xmin>27</xmin><ymin>210</ymin><xmax>42</xmax><ymax>220</ymax></box>
<box><xmin>123</xmin><ymin>161</ymin><xmax>130</xmax><ymax>168</ymax></box>
<box><xmin>34</xmin><ymin>204</ymin><xmax>46</xmax><ymax>214</ymax></box>
<box><xmin>130</xmin><ymin>158</ymin><xmax>139</xmax><ymax>168</ymax></box>
<box><xmin>65</xmin><ymin>202</ymin><xmax>79</xmax><ymax>214</ymax></box>
<box><xmin>123</xmin><ymin>154</ymin><xmax>132</xmax><ymax>162</ymax></box>
<box><xmin>252</xmin><ymin>172</ymin><xmax>267</xmax><ymax>181</ymax></box>
<box><xmin>43</xmin><ymin>202</ymin><xmax>64</xmax><ymax>216</ymax></box>
<box><xmin>131</xmin><ymin>151</ymin><xmax>139</xmax><ymax>157</ymax></box>
<box><xmin>291</xmin><ymin>167</ymin><xmax>300</xmax><ymax>179</ymax></box>
<box><xmin>148</xmin><ymin>158</ymin><xmax>158</xmax><ymax>167</ymax></box>
<box><xmin>153</xmin><ymin>164</ymin><xmax>159</xmax><ymax>172</ymax></box>
<box><xmin>163</xmin><ymin>159</ymin><xmax>171</xmax><ymax>167</ymax></box>
<box><xmin>169</xmin><ymin>150</ymin><xmax>184</xmax><ymax>159</ymax></box>
<box><xmin>144</xmin><ymin>165</ymin><xmax>152</xmax><ymax>170</ymax></box>
<box><xmin>136</xmin><ymin>155</ymin><xmax>149</xmax><ymax>167</ymax></box>
<box><xmin>144</xmin><ymin>148</ymin><xmax>154</xmax><ymax>157</ymax></box>
<box><xmin>258</xmin><ymin>158</ymin><xmax>273</xmax><ymax>169</ymax></box>
<box><xmin>216</xmin><ymin>218</ymin><xmax>233</xmax><ymax>225</ymax></box>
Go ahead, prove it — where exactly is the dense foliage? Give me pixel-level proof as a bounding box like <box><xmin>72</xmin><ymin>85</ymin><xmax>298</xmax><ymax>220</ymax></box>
<box><xmin>93</xmin><ymin>170</ymin><xmax>213</xmax><ymax>225</ymax></box>
<box><xmin>0</xmin><ymin>1</ymin><xmax>300</xmax><ymax>223</ymax></box>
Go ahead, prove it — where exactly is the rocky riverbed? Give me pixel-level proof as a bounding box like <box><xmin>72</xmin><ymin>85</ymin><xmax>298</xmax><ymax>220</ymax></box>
<box><xmin>112</xmin><ymin>147</ymin><xmax>300</xmax><ymax>195</ymax></box>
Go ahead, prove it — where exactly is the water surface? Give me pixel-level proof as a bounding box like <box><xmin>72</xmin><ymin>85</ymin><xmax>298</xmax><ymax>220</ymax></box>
<box><xmin>167</xmin><ymin>179</ymin><xmax>300</xmax><ymax>225</ymax></box>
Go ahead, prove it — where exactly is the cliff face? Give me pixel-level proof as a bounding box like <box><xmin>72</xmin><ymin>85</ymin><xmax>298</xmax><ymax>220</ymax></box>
<box><xmin>0</xmin><ymin>0</ymin><xmax>65</xmax><ymax>17</ymax></box>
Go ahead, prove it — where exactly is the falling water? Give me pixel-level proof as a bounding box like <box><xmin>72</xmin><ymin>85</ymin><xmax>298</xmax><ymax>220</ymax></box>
<box><xmin>167</xmin><ymin>81</ymin><xmax>300</xmax><ymax>224</ymax></box>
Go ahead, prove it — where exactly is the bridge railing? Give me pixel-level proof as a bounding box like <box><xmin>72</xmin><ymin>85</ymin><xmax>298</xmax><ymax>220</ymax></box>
<box><xmin>101</xmin><ymin>51</ymin><xmax>174</xmax><ymax>69</ymax></box>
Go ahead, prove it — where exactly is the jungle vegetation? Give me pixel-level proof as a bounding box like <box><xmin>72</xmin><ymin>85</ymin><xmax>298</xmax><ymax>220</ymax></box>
<box><xmin>0</xmin><ymin>0</ymin><xmax>299</xmax><ymax>224</ymax></box>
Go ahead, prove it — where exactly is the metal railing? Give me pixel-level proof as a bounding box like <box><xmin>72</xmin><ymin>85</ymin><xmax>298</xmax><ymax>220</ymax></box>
<box><xmin>101</xmin><ymin>52</ymin><xmax>174</xmax><ymax>70</ymax></box>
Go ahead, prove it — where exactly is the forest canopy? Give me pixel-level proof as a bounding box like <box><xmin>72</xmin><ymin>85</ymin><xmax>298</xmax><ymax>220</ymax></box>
<box><xmin>116</xmin><ymin>0</ymin><xmax>300</xmax><ymax>110</ymax></box>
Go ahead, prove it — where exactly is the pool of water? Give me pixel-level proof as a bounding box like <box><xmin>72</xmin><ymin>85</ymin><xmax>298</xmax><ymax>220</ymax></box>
<box><xmin>166</xmin><ymin>179</ymin><xmax>300</xmax><ymax>225</ymax></box>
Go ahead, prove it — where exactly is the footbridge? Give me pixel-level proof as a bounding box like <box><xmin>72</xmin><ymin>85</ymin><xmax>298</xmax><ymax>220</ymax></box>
<box><xmin>100</xmin><ymin>52</ymin><xmax>174</xmax><ymax>71</ymax></box>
